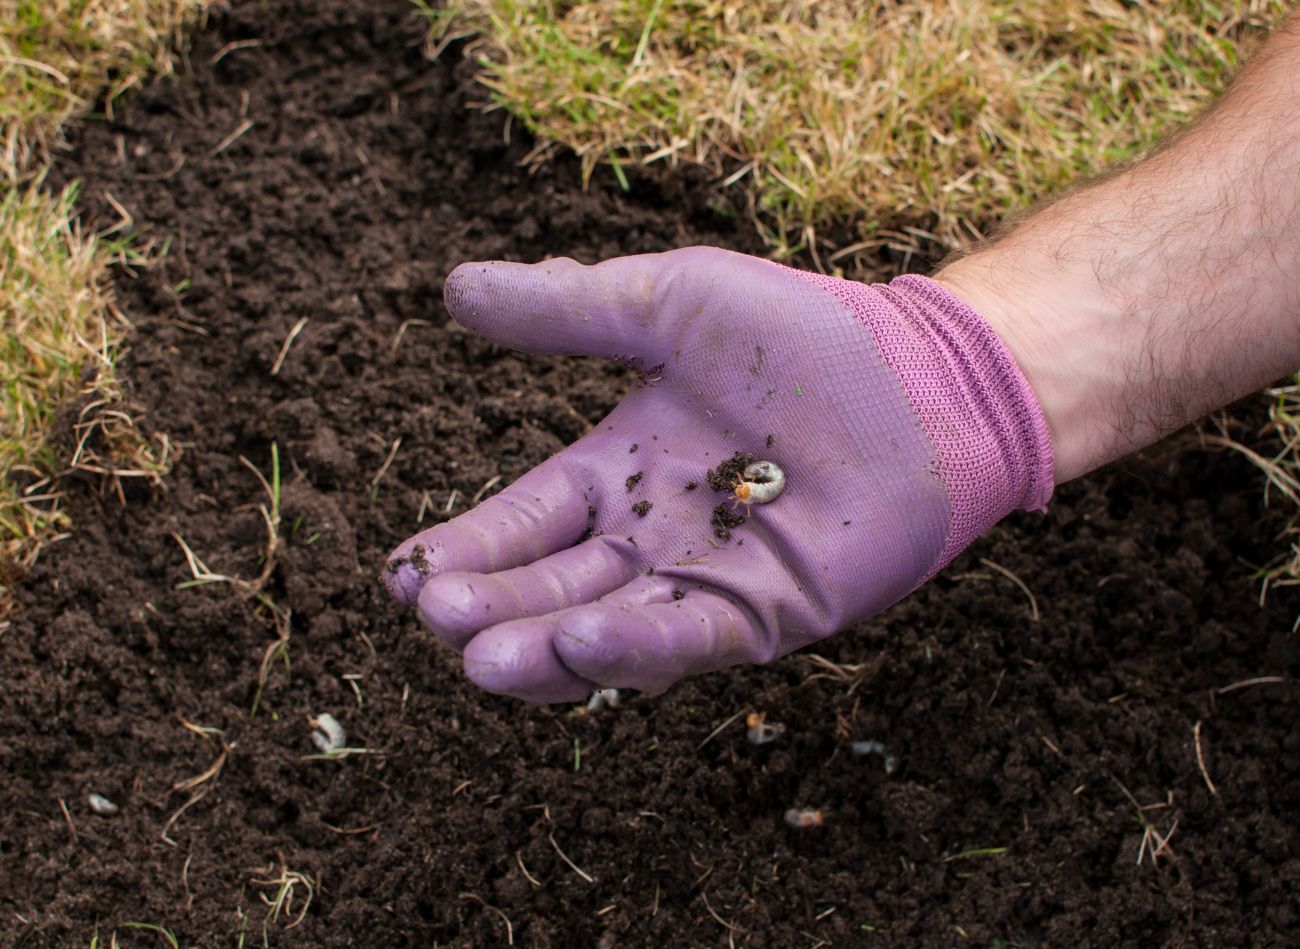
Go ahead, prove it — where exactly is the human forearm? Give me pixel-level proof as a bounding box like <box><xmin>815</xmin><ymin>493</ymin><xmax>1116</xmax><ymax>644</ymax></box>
<box><xmin>936</xmin><ymin>11</ymin><xmax>1300</xmax><ymax>483</ymax></box>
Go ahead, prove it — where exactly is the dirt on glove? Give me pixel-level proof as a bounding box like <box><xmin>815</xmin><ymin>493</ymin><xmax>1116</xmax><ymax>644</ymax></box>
<box><xmin>4</xmin><ymin>1</ymin><xmax>1299</xmax><ymax>946</ymax></box>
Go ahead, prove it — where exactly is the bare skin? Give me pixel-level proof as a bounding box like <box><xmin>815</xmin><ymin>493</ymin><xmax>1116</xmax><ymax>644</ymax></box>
<box><xmin>935</xmin><ymin>10</ymin><xmax>1300</xmax><ymax>484</ymax></box>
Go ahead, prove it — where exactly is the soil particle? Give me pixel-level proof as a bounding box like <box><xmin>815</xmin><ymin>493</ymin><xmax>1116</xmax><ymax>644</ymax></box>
<box><xmin>624</xmin><ymin>471</ymin><xmax>643</xmax><ymax>492</ymax></box>
<box><xmin>711</xmin><ymin>503</ymin><xmax>746</xmax><ymax>540</ymax></box>
<box><xmin>632</xmin><ymin>500</ymin><xmax>653</xmax><ymax>517</ymax></box>
<box><xmin>706</xmin><ymin>451</ymin><xmax>758</xmax><ymax>492</ymax></box>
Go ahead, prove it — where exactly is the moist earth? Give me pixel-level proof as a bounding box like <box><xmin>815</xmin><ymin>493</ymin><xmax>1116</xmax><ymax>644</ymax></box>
<box><xmin>5</xmin><ymin>1</ymin><xmax>1300</xmax><ymax>945</ymax></box>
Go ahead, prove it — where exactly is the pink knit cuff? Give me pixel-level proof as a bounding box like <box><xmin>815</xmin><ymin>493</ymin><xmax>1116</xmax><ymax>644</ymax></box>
<box><xmin>794</xmin><ymin>271</ymin><xmax>1055</xmax><ymax>573</ymax></box>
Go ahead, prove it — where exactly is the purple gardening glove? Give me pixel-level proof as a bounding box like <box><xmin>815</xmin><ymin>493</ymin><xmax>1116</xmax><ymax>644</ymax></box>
<box><xmin>384</xmin><ymin>247</ymin><xmax>1053</xmax><ymax>703</ymax></box>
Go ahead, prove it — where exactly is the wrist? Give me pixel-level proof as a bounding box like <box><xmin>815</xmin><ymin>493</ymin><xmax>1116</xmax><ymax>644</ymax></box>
<box><xmin>933</xmin><ymin>241</ymin><xmax>1114</xmax><ymax>485</ymax></box>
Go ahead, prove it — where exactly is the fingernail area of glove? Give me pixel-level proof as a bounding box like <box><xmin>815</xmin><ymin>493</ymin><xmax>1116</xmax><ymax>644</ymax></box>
<box><xmin>416</xmin><ymin>578</ymin><xmax>486</xmax><ymax>650</ymax></box>
<box><xmin>463</xmin><ymin>625</ymin><xmax>594</xmax><ymax>703</ymax></box>
<box><xmin>383</xmin><ymin>544</ymin><xmax>431</xmax><ymax>604</ymax></box>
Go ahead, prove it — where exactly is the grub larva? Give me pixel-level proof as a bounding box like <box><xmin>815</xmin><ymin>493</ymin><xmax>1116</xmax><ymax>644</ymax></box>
<box><xmin>586</xmin><ymin>688</ymin><xmax>621</xmax><ymax>711</ymax></box>
<box><xmin>783</xmin><ymin>807</ymin><xmax>825</xmax><ymax>830</ymax></box>
<box><xmin>850</xmin><ymin>739</ymin><xmax>899</xmax><ymax>774</ymax></box>
<box><xmin>87</xmin><ymin>792</ymin><xmax>119</xmax><ymax>816</ymax></box>
<box><xmin>745</xmin><ymin>711</ymin><xmax>785</xmax><ymax>745</ymax></box>
<box><xmin>731</xmin><ymin>460</ymin><xmax>785</xmax><ymax>509</ymax></box>
<box><xmin>309</xmin><ymin>713</ymin><xmax>346</xmax><ymax>754</ymax></box>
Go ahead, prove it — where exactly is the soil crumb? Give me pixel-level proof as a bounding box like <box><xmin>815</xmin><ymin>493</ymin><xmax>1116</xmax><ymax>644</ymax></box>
<box><xmin>711</xmin><ymin>503</ymin><xmax>746</xmax><ymax>540</ymax></box>
<box><xmin>706</xmin><ymin>451</ymin><xmax>758</xmax><ymax>492</ymax></box>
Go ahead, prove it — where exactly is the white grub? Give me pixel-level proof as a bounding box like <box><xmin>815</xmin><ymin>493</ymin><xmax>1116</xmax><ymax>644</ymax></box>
<box><xmin>783</xmin><ymin>807</ymin><xmax>825</xmax><ymax>830</ymax></box>
<box><xmin>309</xmin><ymin>713</ymin><xmax>347</xmax><ymax>754</ymax></box>
<box><xmin>87</xmin><ymin>792</ymin><xmax>119</xmax><ymax>816</ymax></box>
<box><xmin>745</xmin><ymin>711</ymin><xmax>785</xmax><ymax>745</ymax></box>
<box><xmin>739</xmin><ymin>461</ymin><xmax>785</xmax><ymax>504</ymax></box>
<box><xmin>586</xmin><ymin>688</ymin><xmax>622</xmax><ymax>711</ymax></box>
<box><xmin>851</xmin><ymin>739</ymin><xmax>898</xmax><ymax>774</ymax></box>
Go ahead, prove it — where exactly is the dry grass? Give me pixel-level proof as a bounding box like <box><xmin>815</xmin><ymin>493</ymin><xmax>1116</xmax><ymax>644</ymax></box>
<box><xmin>0</xmin><ymin>177</ymin><xmax>175</xmax><ymax>609</ymax></box>
<box><xmin>1</xmin><ymin>0</ymin><xmax>207</xmax><ymax>614</ymax></box>
<box><xmin>1</xmin><ymin>0</ymin><xmax>208</xmax><ymax>177</ymax></box>
<box><xmin>1212</xmin><ymin>379</ymin><xmax>1300</xmax><ymax>625</ymax></box>
<box><xmin>425</xmin><ymin>0</ymin><xmax>1285</xmax><ymax>271</ymax></box>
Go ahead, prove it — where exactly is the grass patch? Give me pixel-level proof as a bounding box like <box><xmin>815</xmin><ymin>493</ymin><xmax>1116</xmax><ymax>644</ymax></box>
<box><xmin>1215</xmin><ymin>378</ymin><xmax>1300</xmax><ymax>626</ymax></box>
<box><xmin>1</xmin><ymin>0</ymin><xmax>208</xmax><ymax>614</ymax></box>
<box><xmin>1</xmin><ymin>0</ymin><xmax>208</xmax><ymax>175</ymax></box>
<box><xmin>423</xmin><ymin>0</ymin><xmax>1285</xmax><ymax>269</ymax></box>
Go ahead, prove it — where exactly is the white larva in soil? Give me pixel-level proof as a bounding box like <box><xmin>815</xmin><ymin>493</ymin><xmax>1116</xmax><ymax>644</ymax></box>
<box><xmin>851</xmin><ymin>739</ymin><xmax>898</xmax><ymax>774</ymax></box>
<box><xmin>745</xmin><ymin>711</ymin><xmax>786</xmax><ymax>745</ymax></box>
<box><xmin>87</xmin><ymin>792</ymin><xmax>119</xmax><ymax>816</ymax></box>
<box><xmin>586</xmin><ymin>688</ymin><xmax>621</xmax><ymax>711</ymax></box>
<box><xmin>309</xmin><ymin>713</ymin><xmax>347</xmax><ymax>754</ymax></box>
<box><xmin>732</xmin><ymin>460</ymin><xmax>786</xmax><ymax>508</ymax></box>
<box><xmin>783</xmin><ymin>807</ymin><xmax>825</xmax><ymax>830</ymax></box>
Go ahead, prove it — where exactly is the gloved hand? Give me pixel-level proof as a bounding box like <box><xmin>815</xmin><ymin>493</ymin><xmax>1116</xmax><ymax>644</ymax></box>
<box><xmin>384</xmin><ymin>247</ymin><xmax>1053</xmax><ymax>702</ymax></box>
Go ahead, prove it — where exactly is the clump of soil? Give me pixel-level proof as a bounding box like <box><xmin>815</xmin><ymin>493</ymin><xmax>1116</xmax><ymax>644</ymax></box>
<box><xmin>706</xmin><ymin>450</ymin><xmax>759</xmax><ymax>493</ymax></box>
<box><xmin>3</xmin><ymin>1</ymin><xmax>1298</xmax><ymax>947</ymax></box>
<box><xmin>709</xmin><ymin>502</ymin><xmax>746</xmax><ymax>540</ymax></box>
<box><xmin>631</xmin><ymin>500</ymin><xmax>652</xmax><ymax>517</ymax></box>
<box><xmin>706</xmin><ymin>451</ymin><xmax>758</xmax><ymax>538</ymax></box>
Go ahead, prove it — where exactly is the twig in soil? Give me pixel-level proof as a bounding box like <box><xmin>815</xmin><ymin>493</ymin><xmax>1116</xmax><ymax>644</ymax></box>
<box><xmin>389</xmin><ymin>318</ymin><xmax>432</xmax><ymax>357</ymax></box>
<box><xmin>1216</xmin><ymin>675</ymin><xmax>1287</xmax><ymax>694</ymax></box>
<box><xmin>1110</xmin><ymin>775</ymin><xmax>1180</xmax><ymax>867</ymax></box>
<box><xmin>251</xmin><ymin>627</ymin><xmax>291</xmax><ymax>717</ymax></box>
<box><xmin>1136</xmin><ymin>819</ymin><xmax>1179</xmax><ymax>867</ymax></box>
<box><xmin>1193</xmin><ymin>720</ymin><xmax>1218</xmax><ymax>797</ymax></box>
<box><xmin>209</xmin><ymin>118</ymin><xmax>256</xmax><ymax>156</ymax></box>
<box><xmin>701</xmin><ymin>892</ymin><xmax>744</xmax><ymax>934</ymax></box>
<box><xmin>978</xmin><ymin>558</ymin><xmax>1040</xmax><ymax>621</ymax></box>
<box><xmin>319</xmin><ymin>820</ymin><xmax>379</xmax><ymax>836</ymax></box>
<box><xmin>58</xmin><ymin>798</ymin><xmax>78</xmax><ymax>841</ymax></box>
<box><xmin>300</xmin><ymin>745</ymin><xmax>382</xmax><ymax>762</ymax></box>
<box><xmin>799</xmin><ymin>653</ymin><xmax>882</xmax><ymax>694</ymax></box>
<box><xmin>548</xmin><ymin>832</ymin><xmax>596</xmax><ymax>883</ymax></box>
<box><xmin>343</xmin><ymin>673</ymin><xmax>365</xmax><ymax>708</ymax></box>
<box><xmin>471</xmin><ymin>473</ymin><xmax>503</xmax><ymax>506</ymax></box>
<box><xmin>209</xmin><ymin>38</ymin><xmax>264</xmax><ymax>65</ymax></box>
<box><xmin>270</xmin><ymin>317</ymin><xmax>309</xmax><ymax>375</ymax></box>
<box><xmin>174</xmin><ymin>443</ymin><xmax>283</xmax><ymax>602</ymax></box>
<box><xmin>161</xmin><ymin>785</ymin><xmax>212</xmax><ymax>847</ymax></box>
<box><xmin>369</xmin><ymin>437</ymin><xmax>402</xmax><ymax>501</ymax></box>
<box><xmin>516</xmin><ymin>851</ymin><xmax>542</xmax><ymax>887</ymax></box>
<box><xmin>173</xmin><ymin>741</ymin><xmax>229</xmax><ymax>794</ymax></box>
<box><xmin>182</xmin><ymin>850</ymin><xmax>194</xmax><ymax>912</ymax></box>
<box><xmin>696</xmin><ymin>707</ymin><xmax>749</xmax><ymax>750</ymax></box>
<box><xmin>116</xmin><ymin>923</ymin><xmax>180</xmax><ymax>948</ymax></box>
<box><xmin>251</xmin><ymin>860</ymin><xmax>315</xmax><ymax>931</ymax></box>
<box><xmin>459</xmin><ymin>893</ymin><xmax>514</xmax><ymax>945</ymax></box>
<box><xmin>943</xmin><ymin>846</ymin><xmax>1008</xmax><ymax>862</ymax></box>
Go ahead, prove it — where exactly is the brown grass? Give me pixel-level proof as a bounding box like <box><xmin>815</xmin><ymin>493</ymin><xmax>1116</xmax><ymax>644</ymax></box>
<box><xmin>426</xmin><ymin>0</ymin><xmax>1285</xmax><ymax>274</ymax></box>
<box><xmin>1</xmin><ymin>0</ymin><xmax>209</xmax><ymax>615</ymax></box>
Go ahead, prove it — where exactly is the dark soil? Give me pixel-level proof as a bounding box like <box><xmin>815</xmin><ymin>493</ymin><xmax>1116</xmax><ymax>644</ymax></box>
<box><xmin>5</xmin><ymin>1</ymin><xmax>1300</xmax><ymax>945</ymax></box>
